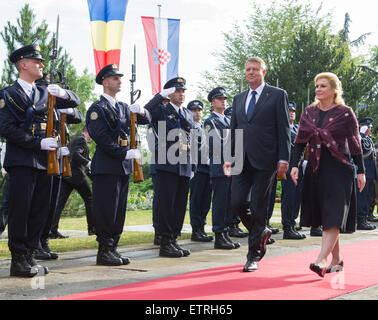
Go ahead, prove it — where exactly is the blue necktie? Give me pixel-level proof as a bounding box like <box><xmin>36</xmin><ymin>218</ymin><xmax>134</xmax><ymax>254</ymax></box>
<box><xmin>179</xmin><ymin>108</ymin><xmax>184</xmax><ymax>118</ymax></box>
<box><xmin>114</xmin><ymin>101</ymin><xmax>120</xmax><ymax>113</ymax></box>
<box><xmin>30</xmin><ymin>87</ymin><xmax>36</xmax><ymax>102</ymax></box>
<box><xmin>247</xmin><ymin>90</ymin><xmax>257</xmax><ymax>121</ymax></box>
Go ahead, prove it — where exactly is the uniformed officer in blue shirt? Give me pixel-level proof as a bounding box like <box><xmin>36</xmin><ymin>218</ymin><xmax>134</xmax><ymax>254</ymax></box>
<box><xmin>144</xmin><ymin>77</ymin><xmax>195</xmax><ymax>258</ymax></box>
<box><xmin>357</xmin><ymin>118</ymin><xmax>377</xmax><ymax>230</ymax></box>
<box><xmin>204</xmin><ymin>87</ymin><xmax>243</xmax><ymax>250</ymax></box>
<box><xmin>187</xmin><ymin>100</ymin><xmax>213</xmax><ymax>242</ymax></box>
<box><xmin>0</xmin><ymin>44</ymin><xmax>80</xmax><ymax>277</ymax></box>
<box><xmin>86</xmin><ymin>64</ymin><xmax>150</xmax><ymax>266</ymax></box>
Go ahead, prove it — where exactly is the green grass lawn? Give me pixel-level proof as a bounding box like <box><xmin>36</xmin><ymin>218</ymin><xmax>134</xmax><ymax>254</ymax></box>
<box><xmin>0</xmin><ymin>204</ymin><xmax>283</xmax><ymax>259</ymax></box>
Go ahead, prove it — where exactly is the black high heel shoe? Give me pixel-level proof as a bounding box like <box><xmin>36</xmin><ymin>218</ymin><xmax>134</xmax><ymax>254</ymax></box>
<box><xmin>309</xmin><ymin>263</ymin><xmax>327</xmax><ymax>278</ymax></box>
<box><xmin>326</xmin><ymin>260</ymin><xmax>344</xmax><ymax>273</ymax></box>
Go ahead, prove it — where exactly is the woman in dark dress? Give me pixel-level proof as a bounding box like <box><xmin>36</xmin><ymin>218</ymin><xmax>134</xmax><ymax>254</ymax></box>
<box><xmin>290</xmin><ymin>72</ymin><xmax>366</xmax><ymax>277</ymax></box>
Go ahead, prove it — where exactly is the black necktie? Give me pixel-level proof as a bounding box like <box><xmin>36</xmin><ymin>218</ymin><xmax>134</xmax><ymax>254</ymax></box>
<box><xmin>115</xmin><ymin>101</ymin><xmax>120</xmax><ymax>113</ymax></box>
<box><xmin>30</xmin><ymin>87</ymin><xmax>36</xmax><ymax>102</ymax></box>
<box><xmin>247</xmin><ymin>90</ymin><xmax>257</xmax><ymax>121</ymax></box>
<box><xmin>179</xmin><ymin>108</ymin><xmax>184</xmax><ymax>118</ymax></box>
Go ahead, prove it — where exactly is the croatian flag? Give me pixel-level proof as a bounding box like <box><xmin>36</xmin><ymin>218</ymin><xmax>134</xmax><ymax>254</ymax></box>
<box><xmin>87</xmin><ymin>0</ymin><xmax>129</xmax><ymax>75</ymax></box>
<box><xmin>141</xmin><ymin>16</ymin><xmax>180</xmax><ymax>95</ymax></box>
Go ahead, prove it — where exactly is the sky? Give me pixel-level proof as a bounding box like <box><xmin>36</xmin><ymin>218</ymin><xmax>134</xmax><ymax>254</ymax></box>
<box><xmin>0</xmin><ymin>0</ymin><xmax>377</xmax><ymax>107</ymax></box>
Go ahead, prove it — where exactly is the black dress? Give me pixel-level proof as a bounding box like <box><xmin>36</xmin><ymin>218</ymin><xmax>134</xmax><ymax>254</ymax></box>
<box><xmin>291</xmin><ymin>110</ymin><xmax>361</xmax><ymax>233</ymax></box>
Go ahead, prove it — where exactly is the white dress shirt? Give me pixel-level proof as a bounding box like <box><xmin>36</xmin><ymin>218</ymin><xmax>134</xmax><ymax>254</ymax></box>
<box><xmin>17</xmin><ymin>78</ymin><xmax>36</xmax><ymax>100</ymax></box>
<box><xmin>244</xmin><ymin>82</ymin><xmax>265</xmax><ymax>115</ymax></box>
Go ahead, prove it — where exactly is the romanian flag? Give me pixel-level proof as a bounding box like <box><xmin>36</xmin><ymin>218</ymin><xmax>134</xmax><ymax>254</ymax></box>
<box><xmin>141</xmin><ymin>16</ymin><xmax>180</xmax><ymax>95</ymax></box>
<box><xmin>87</xmin><ymin>0</ymin><xmax>129</xmax><ymax>75</ymax></box>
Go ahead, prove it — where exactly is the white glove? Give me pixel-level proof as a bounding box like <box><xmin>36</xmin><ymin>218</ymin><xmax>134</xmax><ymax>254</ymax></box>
<box><xmin>48</xmin><ymin>84</ymin><xmax>68</xmax><ymax>99</ymax></box>
<box><xmin>160</xmin><ymin>87</ymin><xmax>176</xmax><ymax>98</ymax></box>
<box><xmin>59</xmin><ymin>108</ymin><xmax>74</xmax><ymax>115</ymax></box>
<box><xmin>41</xmin><ymin>137</ymin><xmax>58</xmax><ymax>151</ymax></box>
<box><xmin>58</xmin><ymin>146</ymin><xmax>70</xmax><ymax>158</ymax></box>
<box><xmin>360</xmin><ymin>125</ymin><xmax>368</xmax><ymax>134</ymax></box>
<box><xmin>129</xmin><ymin>104</ymin><xmax>145</xmax><ymax>115</ymax></box>
<box><xmin>125</xmin><ymin>149</ymin><xmax>141</xmax><ymax>160</ymax></box>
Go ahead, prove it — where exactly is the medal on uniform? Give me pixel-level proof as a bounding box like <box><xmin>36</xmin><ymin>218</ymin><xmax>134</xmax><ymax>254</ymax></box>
<box><xmin>0</xmin><ymin>99</ymin><xmax>5</xmax><ymax>109</ymax></box>
<box><xmin>90</xmin><ymin>111</ymin><xmax>98</xmax><ymax>120</ymax></box>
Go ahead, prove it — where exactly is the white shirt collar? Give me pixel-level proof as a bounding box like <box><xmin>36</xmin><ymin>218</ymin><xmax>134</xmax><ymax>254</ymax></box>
<box><xmin>248</xmin><ymin>82</ymin><xmax>265</xmax><ymax>96</ymax></box>
<box><xmin>17</xmin><ymin>78</ymin><xmax>36</xmax><ymax>97</ymax></box>
<box><xmin>213</xmin><ymin>111</ymin><xmax>226</xmax><ymax>119</ymax></box>
<box><xmin>170</xmin><ymin>102</ymin><xmax>184</xmax><ymax>114</ymax></box>
<box><xmin>101</xmin><ymin>93</ymin><xmax>117</xmax><ymax>108</ymax></box>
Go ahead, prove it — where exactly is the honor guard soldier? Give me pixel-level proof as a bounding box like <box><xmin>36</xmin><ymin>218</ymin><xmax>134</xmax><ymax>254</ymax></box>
<box><xmin>187</xmin><ymin>100</ymin><xmax>213</xmax><ymax>242</ymax></box>
<box><xmin>0</xmin><ymin>44</ymin><xmax>80</xmax><ymax>277</ymax></box>
<box><xmin>357</xmin><ymin>118</ymin><xmax>377</xmax><ymax>230</ymax></box>
<box><xmin>86</xmin><ymin>64</ymin><xmax>150</xmax><ymax>266</ymax></box>
<box><xmin>144</xmin><ymin>77</ymin><xmax>195</xmax><ymax>257</ymax></box>
<box><xmin>204</xmin><ymin>87</ymin><xmax>243</xmax><ymax>250</ymax></box>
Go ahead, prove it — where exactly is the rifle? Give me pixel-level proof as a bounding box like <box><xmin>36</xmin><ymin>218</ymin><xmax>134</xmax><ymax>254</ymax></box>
<box><xmin>58</xmin><ymin>53</ymin><xmax>72</xmax><ymax>177</ymax></box>
<box><xmin>46</xmin><ymin>15</ymin><xmax>60</xmax><ymax>175</ymax></box>
<box><xmin>130</xmin><ymin>44</ymin><xmax>143</xmax><ymax>183</ymax></box>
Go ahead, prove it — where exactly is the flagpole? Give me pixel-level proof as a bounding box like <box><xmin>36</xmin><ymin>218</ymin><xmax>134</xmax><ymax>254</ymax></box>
<box><xmin>157</xmin><ymin>4</ymin><xmax>162</xmax><ymax>91</ymax></box>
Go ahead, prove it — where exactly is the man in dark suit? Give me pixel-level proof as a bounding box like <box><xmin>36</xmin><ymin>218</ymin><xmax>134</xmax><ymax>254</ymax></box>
<box><xmin>224</xmin><ymin>56</ymin><xmax>290</xmax><ymax>272</ymax></box>
<box><xmin>86</xmin><ymin>64</ymin><xmax>150</xmax><ymax>266</ymax></box>
<box><xmin>144</xmin><ymin>77</ymin><xmax>195</xmax><ymax>258</ymax></box>
<box><xmin>0</xmin><ymin>44</ymin><xmax>80</xmax><ymax>277</ymax></box>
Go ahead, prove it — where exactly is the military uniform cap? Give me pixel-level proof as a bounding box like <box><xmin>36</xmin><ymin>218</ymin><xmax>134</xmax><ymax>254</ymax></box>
<box><xmin>163</xmin><ymin>77</ymin><xmax>186</xmax><ymax>89</ymax></box>
<box><xmin>187</xmin><ymin>100</ymin><xmax>203</xmax><ymax>111</ymax></box>
<box><xmin>9</xmin><ymin>44</ymin><xmax>44</xmax><ymax>63</ymax></box>
<box><xmin>35</xmin><ymin>73</ymin><xmax>50</xmax><ymax>86</ymax></box>
<box><xmin>208</xmin><ymin>87</ymin><xmax>227</xmax><ymax>102</ymax></box>
<box><xmin>359</xmin><ymin>117</ymin><xmax>373</xmax><ymax>127</ymax></box>
<box><xmin>288</xmin><ymin>101</ymin><xmax>296</xmax><ymax>111</ymax></box>
<box><xmin>224</xmin><ymin>106</ymin><xmax>232</xmax><ymax>117</ymax></box>
<box><xmin>96</xmin><ymin>64</ymin><xmax>124</xmax><ymax>85</ymax></box>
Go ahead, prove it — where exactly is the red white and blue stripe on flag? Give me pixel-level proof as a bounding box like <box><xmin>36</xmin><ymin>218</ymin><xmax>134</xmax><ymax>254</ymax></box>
<box><xmin>141</xmin><ymin>16</ymin><xmax>180</xmax><ymax>95</ymax></box>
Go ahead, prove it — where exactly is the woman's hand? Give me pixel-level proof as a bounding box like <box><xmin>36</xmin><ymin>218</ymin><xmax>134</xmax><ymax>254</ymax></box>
<box><xmin>290</xmin><ymin>167</ymin><xmax>299</xmax><ymax>186</ymax></box>
<box><xmin>357</xmin><ymin>173</ymin><xmax>366</xmax><ymax>193</ymax></box>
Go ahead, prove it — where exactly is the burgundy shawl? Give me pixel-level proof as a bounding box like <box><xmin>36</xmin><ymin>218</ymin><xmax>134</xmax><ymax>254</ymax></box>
<box><xmin>295</xmin><ymin>104</ymin><xmax>362</xmax><ymax>173</ymax></box>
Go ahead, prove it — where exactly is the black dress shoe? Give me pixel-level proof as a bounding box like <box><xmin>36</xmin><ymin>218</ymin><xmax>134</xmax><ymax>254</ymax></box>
<box><xmin>96</xmin><ymin>244</ymin><xmax>123</xmax><ymax>266</ymax></box>
<box><xmin>283</xmin><ymin>226</ymin><xmax>306</xmax><ymax>240</ymax></box>
<box><xmin>49</xmin><ymin>231</ymin><xmax>68</xmax><ymax>239</ymax></box>
<box><xmin>367</xmin><ymin>215</ymin><xmax>378</xmax><ymax>222</ymax></box>
<box><xmin>310</xmin><ymin>226</ymin><xmax>323</xmax><ymax>237</ymax></box>
<box><xmin>266</xmin><ymin>238</ymin><xmax>275</xmax><ymax>245</ymax></box>
<box><xmin>214</xmin><ymin>233</ymin><xmax>234</xmax><ymax>250</ymax></box>
<box><xmin>268</xmin><ymin>224</ymin><xmax>279</xmax><ymax>234</ymax></box>
<box><xmin>259</xmin><ymin>227</ymin><xmax>272</xmax><ymax>259</ymax></box>
<box><xmin>172</xmin><ymin>239</ymin><xmax>190</xmax><ymax>256</ymax></box>
<box><xmin>243</xmin><ymin>259</ymin><xmax>258</xmax><ymax>272</ymax></box>
<box><xmin>309</xmin><ymin>263</ymin><xmax>326</xmax><ymax>278</ymax></box>
<box><xmin>159</xmin><ymin>237</ymin><xmax>184</xmax><ymax>257</ymax></box>
<box><xmin>223</xmin><ymin>232</ymin><xmax>240</xmax><ymax>248</ymax></box>
<box><xmin>357</xmin><ymin>218</ymin><xmax>377</xmax><ymax>230</ymax></box>
<box><xmin>111</xmin><ymin>246</ymin><xmax>131</xmax><ymax>265</ymax></box>
<box><xmin>10</xmin><ymin>252</ymin><xmax>38</xmax><ymax>278</ymax></box>
<box><xmin>228</xmin><ymin>224</ymin><xmax>248</xmax><ymax>238</ymax></box>
<box><xmin>326</xmin><ymin>260</ymin><xmax>344</xmax><ymax>273</ymax></box>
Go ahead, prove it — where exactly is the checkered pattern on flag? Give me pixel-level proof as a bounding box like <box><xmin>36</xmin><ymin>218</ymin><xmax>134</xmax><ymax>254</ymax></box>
<box><xmin>141</xmin><ymin>16</ymin><xmax>180</xmax><ymax>95</ymax></box>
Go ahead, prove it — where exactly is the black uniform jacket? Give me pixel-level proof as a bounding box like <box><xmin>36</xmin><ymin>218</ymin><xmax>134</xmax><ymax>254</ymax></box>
<box><xmin>0</xmin><ymin>81</ymin><xmax>80</xmax><ymax>170</ymax></box>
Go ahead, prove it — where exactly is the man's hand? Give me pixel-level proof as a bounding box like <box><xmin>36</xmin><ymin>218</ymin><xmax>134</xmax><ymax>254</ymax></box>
<box><xmin>160</xmin><ymin>87</ymin><xmax>176</xmax><ymax>98</ymax></box>
<box><xmin>41</xmin><ymin>137</ymin><xmax>58</xmax><ymax>151</ymax></box>
<box><xmin>290</xmin><ymin>167</ymin><xmax>299</xmax><ymax>185</ymax></box>
<box><xmin>357</xmin><ymin>173</ymin><xmax>366</xmax><ymax>193</ymax></box>
<box><xmin>59</xmin><ymin>108</ymin><xmax>74</xmax><ymax>115</ymax></box>
<box><xmin>277</xmin><ymin>162</ymin><xmax>289</xmax><ymax>176</ymax></box>
<box><xmin>47</xmin><ymin>84</ymin><xmax>68</xmax><ymax>99</ymax></box>
<box><xmin>129</xmin><ymin>104</ymin><xmax>145</xmax><ymax>115</ymax></box>
<box><xmin>58</xmin><ymin>146</ymin><xmax>70</xmax><ymax>158</ymax></box>
<box><xmin>223</xmin><ymin>162</ymin><xmax>232</xmax><ymax>177</ymax></box>
<box><xmin>125</xmin><ymin>149</ymin><xmax>141</xmax><ymax>160</ymax></box>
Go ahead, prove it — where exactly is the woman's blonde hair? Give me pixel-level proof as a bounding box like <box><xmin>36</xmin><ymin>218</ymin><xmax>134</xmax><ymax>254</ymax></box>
<box><xmin>314</xmin><ymin>72</ymin><xmax>345</xmax><ymax>106</ymax></box>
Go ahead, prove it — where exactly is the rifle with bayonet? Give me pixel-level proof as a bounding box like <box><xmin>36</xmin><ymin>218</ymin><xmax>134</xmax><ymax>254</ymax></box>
<box><xmin>130</xmin><ymin>44</ymin><xmax>143</xmax><ymax>183</ymax></box>
<box><xmin>46</xmin><ymin>15</ymin><xmax>60</xmax><ymax>175</ymax></box>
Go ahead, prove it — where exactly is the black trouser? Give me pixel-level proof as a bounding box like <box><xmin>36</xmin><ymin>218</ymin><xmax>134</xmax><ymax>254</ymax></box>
<box><xmin>211</xmin><ymin>176</ymin><xmax>233</xmax><ymax>233</ymax></box>
<box><xmin>92</xmin><ymin>174</ymin><xmax>129</xmax><ymax>247</ymax></box>
<box><xmin>0</xmin><ymin>173</ymin><xmax>10</xmax><ymax>233</ymax></box>
<box><xmin>231</xmin><ymin>158</ymin><xmax>275</xmax><ymax>260</ymax></box>
<box><xmin>7</xmin><ymin>167</ymin><xmax>51</xmax><ymax>254</ymax></box>
<box><xmin>155</xmin><ymin>170</ymin><xmax>190</xmax><ymax>239</ymax></box>
<box><xmin>51</xmin><ymin>177</ymin><xmax>93</xmax><ymax>232</ymax></box>
<box><xmin>357</xmin><ymin>178</ymin><xmax>375</xmax><ymax>219</ymax></box>
<box><xmin>189</xmin><ymin>171</ymin><xmax>211</xmax><ymax>230</ymax></box>
<box><xmin>281</xmin><ymin>168</ymin><xmax>303</xmax><ymax>226</ymax></box>
<box><xmin>151</xmin><ymin>174</ymin><xmax>159</xmax><ymax>230</ymax></box>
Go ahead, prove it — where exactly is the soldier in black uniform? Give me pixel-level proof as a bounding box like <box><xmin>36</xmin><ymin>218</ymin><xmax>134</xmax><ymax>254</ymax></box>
<box><xmin>204</xmin><ymin>87</ymin><xmax>242</xmax><ymax>250</ymax></box>
<box><xmin>86</xmin><ymin>64</ymin><xmax>150</xmax><ymax>266</ymax></box>
<box><xmin>187</xmin><ymin>100</ymin><xmax>213</xmax><ymax>242</ymax></box>
<box><xmin>0</xmin><ymin>44</ymin><xmax>80</xmax><ymax>277</ymax></box>
<box><xmin>356</xmin><ymin>118</ymin><xmax>377</xmax><ymax>230</ymax></box>
<box><xmin>144</xmin><ymin>77</ymin><xmax>195</xmax><ymax>258</ymax></box>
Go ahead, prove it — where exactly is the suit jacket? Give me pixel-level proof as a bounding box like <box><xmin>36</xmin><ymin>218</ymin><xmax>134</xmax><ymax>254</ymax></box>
<box><xmin>145</xmin><ymin>94</ymin><xmax>195</xmax><ymax>177</ymax></box>
<box><xmin>230</xmin><ymin>83</ymin><xmax>290</xmax><ymax>171</ymax></box>
<box><xmin>0</xmin><ymin>81</ymin><xmax>80</xmax><ymax>170</ymax></box>
<box><xmin>86</xmin><ymin>96</ymin><xmax>149</xmax><ymax>176</ymax></box>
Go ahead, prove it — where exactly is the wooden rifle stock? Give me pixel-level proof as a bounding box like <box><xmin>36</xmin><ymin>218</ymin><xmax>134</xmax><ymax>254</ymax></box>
<box><xmin>46</xmin><ymin>93</ymin><xmax>60</xmax><ymax>175</ymax></box>
<box><xmin>130</xmin><ymin>111</ymin><xmax>144</xmax><ymax>183</ymax></box>
<box><xmin>60</xmin><ymin>113</ymin><xmax>72</xmax><ymax>177</ymax></box>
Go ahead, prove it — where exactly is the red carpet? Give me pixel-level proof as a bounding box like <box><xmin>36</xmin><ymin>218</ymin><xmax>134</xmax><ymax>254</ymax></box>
<box><xmin>53</xmin><ymin>240</ymin><xmax>378</xmax><ymax>300</ymax></box>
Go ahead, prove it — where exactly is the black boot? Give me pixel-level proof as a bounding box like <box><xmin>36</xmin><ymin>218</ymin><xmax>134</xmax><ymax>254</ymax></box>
<box><xmin>111</xmin><ymin>245</ymin><xmax>131</xmax><ymax>265</ymax></box>
<box><xmin>154</xmin><ymin>232</ymin><xmax>162</xmax><ymax>245</ymax></box>
<box><xmin>159</xmin><ymin>236</ymin><xmax>184</xmax><ymax>257</ymax></box>
<box><xmin>200</xmin><ymin>226</ymin><xmax>214</xmax><ymax>241</ymax></box>
<box><xmin>10</xmin><ymin>252</ymin><xmax>38</xmax><ymax>278</ymax></box>
<box><xmin>49</xmin><ymin>230</ymin><xmax>68</xmax><ymax>239</ymax></box>
<box><xmin>310</xmin><ymin>226</ymin><xmax>323</xmax><ymax>236</ymax></box>
<box><xmin>224</xmin><ymin>231</ymin><xmax>240</xmax><ymax>248</ymax></box>
<box><xmin>214</xmin><ymin>232</ymin><xmax>234</xmax><ymax>249</ymax></box>
<box><xmin>172</xmin><ymin>239</ymin><xmax>190</xmax><ymax>256</ymax></box>
<box><xmin>25</xmin><ymin>249</ymin><xmax>49</xmax><ymax>275</ymax></box>
<box><xmin>228</xmin><ymin>224</ymin><xmax>248</xmax><ymax>238</ymax></box>
<box><xmin>283</xmin><ymin>225</ymin><xmax>306</xmax><ymax>240</ymax></box>
<box><xmin>357</xmin><ymin>218</ymin><xmax>377</xmax><ymax>230</ymax></box>
<box><xmin>96</xmin><ymin>244</ymin><xmax>123</xmax><ymax>266</ymax></box>
<box><xmin>191</xmin><ymin>227</ymin><xmax>212</xmax><ymax>242</ymax></box>
<box><xmin>41</xmin><ymin>238</ymin><xmax>58</xmax><ymax>260</ymax></box>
